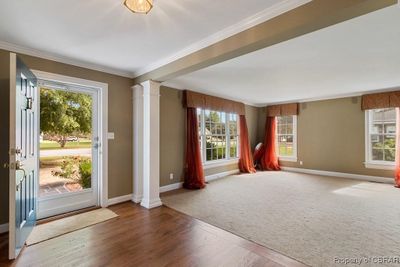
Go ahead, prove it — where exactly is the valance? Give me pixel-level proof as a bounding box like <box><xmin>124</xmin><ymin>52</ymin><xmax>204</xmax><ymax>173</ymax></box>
<box><xmin>184</xmin><ymin>90</ymin><xmax>245</xmax><ymax>115</ymax></box>
<box><xmin>266</xmin><ymin>103</ymin><xmax>299</xmax><ymax>117</ymax></box>
<box><xmin>361</xmin><ymin>91</ymin><xmax>400</xmax><ymax>110</ymax></box>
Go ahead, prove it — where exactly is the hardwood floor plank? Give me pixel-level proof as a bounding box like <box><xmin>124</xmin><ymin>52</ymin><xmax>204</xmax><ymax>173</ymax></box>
<box><xmin>0</xmin><ymin>202</ymin><xmax>307</xmax><ymax>267</ymax></box>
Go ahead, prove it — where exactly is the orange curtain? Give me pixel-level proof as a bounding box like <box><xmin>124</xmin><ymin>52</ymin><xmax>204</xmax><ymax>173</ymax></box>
<box><xmin>395</xmin><ymin>108</ymin><xmax>400</xmax><ymax>188</ymax></box>
<box><xmin>238</xmin><ymin>115</ymin><xmax>256</xmax><ymax>173</ymax></box>
<box><xmin>183</xmin><ymin>108</ymin><xmax>206</xmax><ymax>189</ymax></box>
<box><xmin>260</xmin><ymin>116</ymin><xmax>281</xmax><ymax>171</ymax></box>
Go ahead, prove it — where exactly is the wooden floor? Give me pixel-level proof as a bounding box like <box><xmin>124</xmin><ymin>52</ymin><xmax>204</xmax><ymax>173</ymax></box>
<box><xmin>0</xmin><ymin>202</ymin><xmax>307</xmax><ymax>267</ymax></box>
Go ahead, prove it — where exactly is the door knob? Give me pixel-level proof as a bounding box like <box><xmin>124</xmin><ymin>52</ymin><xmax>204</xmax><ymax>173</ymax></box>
<box><xmin>15</xmin><ymin>160</ymin><xmax>24</xmax><ymax>170</ymax></box>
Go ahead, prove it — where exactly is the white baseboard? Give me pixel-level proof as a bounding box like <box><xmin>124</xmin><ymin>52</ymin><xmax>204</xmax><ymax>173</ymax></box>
<box><xmin>206</xmin><ymin>169</ymin><xmax>240</xmax><ymax>182</ymax></box>
<box><xmin>281</xmin><ymin>167</ymin><xmax>393</xmax><ymax>184</ymax></box>
<box><xmin>0</xmin><ymin>223</ymin><xmax>8</xmax><ymax>234</ymax></box>
<box><xmin>108</xmin><ymin>194</ymin><xmax>133</xmax><ymax>206</ymax></box>
<box><xmin>160</xmin><ymin>169</ymin><xmax>240</xmax><ymax>193</ymax></box>
<box><xmin>160</xmin><ymin>182</ymin><xmax>183</xmax><ymax>193</ymax></box>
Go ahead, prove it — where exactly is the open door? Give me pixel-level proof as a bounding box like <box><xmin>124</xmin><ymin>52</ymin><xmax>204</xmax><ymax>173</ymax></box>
<box><xmin>8</xmin><ymin>53</ymin><xmax>38</xmax><ymax>259</ymax></box>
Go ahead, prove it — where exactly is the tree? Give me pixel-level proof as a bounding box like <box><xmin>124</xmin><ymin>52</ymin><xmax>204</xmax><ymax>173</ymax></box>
<box><xmin>40</xmin><ymin>88</ymin><xmax>92</xmax><ymax>147</ymax></box>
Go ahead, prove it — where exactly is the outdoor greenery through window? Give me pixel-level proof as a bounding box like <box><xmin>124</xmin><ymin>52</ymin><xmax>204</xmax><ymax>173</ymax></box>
<box><xmin>276</xmin><ymin>115</ymin><xmax>297</xmax><ymax>159</ymax></box>
<box><xmin>40</xmin><ymin>87</ymin><xmax>93</xmax><ymax>197</ymax></box>
<box><xmin>367</xmin><ymin>108</ymin><xmax>396</xmax><ymax>163</ymax></box>
<box><xmin>197</xmin><ymin>109</ymin><xmax>239</xmax><ymax>163</ymax></box>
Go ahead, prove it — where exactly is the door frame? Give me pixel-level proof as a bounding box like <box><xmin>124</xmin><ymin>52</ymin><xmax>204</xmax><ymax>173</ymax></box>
<box><xmin>32</xmin><ymin>70</ymin><xmax>109</xmax><ymax>213</ymax></box>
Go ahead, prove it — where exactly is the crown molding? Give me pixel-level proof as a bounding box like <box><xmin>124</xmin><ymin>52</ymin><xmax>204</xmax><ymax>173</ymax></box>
<box><xmin>0</xmin><ymin>0</ymin><xmax>310</xmax><ymax>80</ymax></box>
<box><xmin>132</xmin><ymin>0</ymin><xmax>311</xmax><ymax>78</ymax></box>
<box><xmin>161</xmin><ymin>81</ymin><xmax>261</xmax><ymax>107</ymax></box>
<box><xmin>0</xmin><ymin>41</ymin><xmax>134</xmax><ymax>78</ymax></box>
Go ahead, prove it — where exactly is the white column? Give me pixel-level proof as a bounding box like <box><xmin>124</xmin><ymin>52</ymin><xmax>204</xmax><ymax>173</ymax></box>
<box><xmin>140</xmin><ymin>80</ymin><xmax>162</xmax><ymax>209</ymax></box>
<box><xmin>132</xmin><ymin>85</ymin><xmax>143</xmax><ymax>203</ymax></box>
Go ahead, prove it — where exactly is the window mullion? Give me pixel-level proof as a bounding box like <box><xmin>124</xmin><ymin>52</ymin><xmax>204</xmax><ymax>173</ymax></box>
<box><xmin>226</xmin><ymin>113</ymin><xmax>230</xmax><ymax>160</ymax></box>
<box><xmin>201</xmin><ymin>109</ymin><xmax>206</xmax><ymax>163</ymax></box>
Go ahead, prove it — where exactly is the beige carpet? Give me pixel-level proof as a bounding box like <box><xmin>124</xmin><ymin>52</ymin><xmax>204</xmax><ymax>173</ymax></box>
<box><xmin>162</xmin><ymin>171</ymin><xmax>400</xmax><ymax>267</ymax></box>
<box><xmin>26</xmin><ymin>208</ymin><xmax>118</xmax><ymax>246</ymax></box>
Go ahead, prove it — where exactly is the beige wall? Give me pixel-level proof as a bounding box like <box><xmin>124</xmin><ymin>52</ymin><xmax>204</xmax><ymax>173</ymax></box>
<box><xmin>159</xmin><ymin>86</ymin><xmax>259</xmax><ymax>187</ymax></box>
<box><xmin>257</xmin><ymin>96</ymin><xmax>393</xmax><ymax>178</ymax></box>
<box><xmin>0</xmin><ymin>49</ymin><xmax>133</xmax><ymax>224</ymax></box>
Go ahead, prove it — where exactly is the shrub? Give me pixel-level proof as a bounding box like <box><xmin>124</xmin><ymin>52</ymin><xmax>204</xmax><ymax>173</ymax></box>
<box><xmin>78</xmin><ymin>159</ymin><xmax>92</xmax><ymax>189</ymax></box>
<box><xmin>52</xmin><ymin>156</ymin><xmax>91</xmax><ymax>188</ymax></box>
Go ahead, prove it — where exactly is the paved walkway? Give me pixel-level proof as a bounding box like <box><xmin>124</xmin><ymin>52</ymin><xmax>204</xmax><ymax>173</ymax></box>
<box><xmin>40</xmin><ymin>148</ymin><xmax>91</xmax><ymax>157</ymax></box>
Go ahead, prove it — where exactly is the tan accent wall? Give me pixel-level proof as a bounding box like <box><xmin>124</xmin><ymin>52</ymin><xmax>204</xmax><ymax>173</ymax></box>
<box><xmin>0</xmin><ymin>49</ymin><xmax>133</xmax><ymax>224</ymax></box>
<box><xmin>257</xmin><ymin>96</ymin><xmax>393</xmax><ymax>178</ymax></box>
<box><xmin>0</xmin><ymin>51</ymin><xmax>10</xmax><ymax>224</ymax></box>
<box><xmin>159</xmin><ymin>86</ymin><xmax>259</xmax><ymax>187</ymax></box>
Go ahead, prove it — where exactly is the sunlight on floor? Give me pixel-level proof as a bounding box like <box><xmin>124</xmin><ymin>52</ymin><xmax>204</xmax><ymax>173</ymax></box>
<box><xmin>332</xmin><ymin>182</ymin><xmax>394</xmax><ymax>197</ymax></box>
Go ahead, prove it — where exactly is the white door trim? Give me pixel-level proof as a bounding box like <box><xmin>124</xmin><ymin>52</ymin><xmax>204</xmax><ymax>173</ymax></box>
<box><xmin>31</xmin><ymin>70</ymin><xmax>109</xmax><ymax>213</ymax></box>
<box><xmin>8</xmin><ymin>53</ymin><xmax>17</xmax><ymax>259</ymax></box>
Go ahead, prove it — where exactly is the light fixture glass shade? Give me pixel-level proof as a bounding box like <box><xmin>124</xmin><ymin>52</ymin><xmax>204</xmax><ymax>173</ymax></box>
<box><xmin>124</xmin><ymin>0</ymin><xmax>153</xmax><ymax>14</ymax></box>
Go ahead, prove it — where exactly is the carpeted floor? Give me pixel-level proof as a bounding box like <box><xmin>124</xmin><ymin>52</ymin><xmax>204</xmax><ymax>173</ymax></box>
<box><xmin>162</xmin><ymin>171</ymin><xmax>400</xmax><ymax>267</ymax></box>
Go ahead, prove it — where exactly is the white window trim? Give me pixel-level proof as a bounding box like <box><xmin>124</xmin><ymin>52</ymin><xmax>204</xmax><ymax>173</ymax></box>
<box><xmin>364</xmin><ymin>110</ymin><xmax>395</xmax><ymax>170</ymax></box>
<box><xmin>203</xmin><ymin>159</ymin><xmax>239</xmax><ymax>169</ymax></box>
<box><xmin>276</xmin><ymin>115</ymin><xmax>298</xmax><ymax>162</ymax></box>
<box><xmin>198</xmin><ymin>109</ymin><xmax>240</xmax><ymax>167</ymax></box>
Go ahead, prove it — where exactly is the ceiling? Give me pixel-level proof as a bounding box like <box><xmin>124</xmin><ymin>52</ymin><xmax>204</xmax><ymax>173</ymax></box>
<box><xmin>163</xmin><ymin>5</ymin><xmax>400</xmax><ymax>106</ymax></box>
<box><xmin>0</xmin><ymin>0</ymin><xmax>307</xmax><ymax>77</ymax></box>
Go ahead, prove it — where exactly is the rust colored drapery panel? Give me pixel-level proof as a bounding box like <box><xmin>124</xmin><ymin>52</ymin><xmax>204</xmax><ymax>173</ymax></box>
<box><xmin>361</xmin><ymin>90</ymin><xmax>400</xmax><ymax>110</ymax></box>
<box><xmin>183</xmin><ymin>107</ymin><xmax>206</xmax><ymax>189</ymax></box>
<box><xmin>184</xmin><ymin>90</ymin><xmax>245</xmax><ymax>115</ymax></box>
<box><xmin>260</xmin><ymin>116</ymin><xmax>281</xmax><ymax>171</ymax></box>
<box><xmin>238</xmin><ymin>115</ymin><xmax>256</xmax><ymax>174</ymax></box>
<box><xmin>395</xmin><ymin>108</ymin><xmax>400</xmax><ymax>188</ymax></box>
<box><xmin>266</xmin><ymin>103</ymin><xmax>299</xmax><ymax>117</ymax></box>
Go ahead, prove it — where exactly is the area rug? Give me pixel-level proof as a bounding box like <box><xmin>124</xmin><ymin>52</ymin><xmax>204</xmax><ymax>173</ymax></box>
<box><xmin>26</xmin><ymin>208</ymin><xmax>118</xmax><ymax>246</ymax></box>
<box><xmin>162</xmin><ymin>171</ymin><xmax>400</xmax><ymax>267</ymax></box>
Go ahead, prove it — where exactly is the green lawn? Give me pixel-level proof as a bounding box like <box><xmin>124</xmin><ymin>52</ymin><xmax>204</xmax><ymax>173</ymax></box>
<box><xmin>40</xmin><ymin>140</ymin><xmax>92</xmax><ymax>150</ymax></box>
<box><xmin>279</xmin><ymin>144</ymin><xmax>293</xmax><ymax>156</ymax></box>
<box><xmin>40</xmin><ymin>155</ymin><xmax>91</xmax><ymax>167</ymax></box>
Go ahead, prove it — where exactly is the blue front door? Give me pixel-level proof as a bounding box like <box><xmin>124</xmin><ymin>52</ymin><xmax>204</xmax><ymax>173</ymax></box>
<box><xmin>9</xmin><ymin>54</ymin><xmax>38</xmax><ymax>259</ymax></box>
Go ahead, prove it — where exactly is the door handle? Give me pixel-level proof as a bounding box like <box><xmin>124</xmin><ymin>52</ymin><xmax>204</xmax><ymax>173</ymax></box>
<box><xmin>16</xmin><ymin>172</ymin><xmax>26</xmax><ymax>191</ymax></box>
<box><xmin>15</xmin><ymin>160</ymin><xmax>26</xmax><ymax>191</ymax></box>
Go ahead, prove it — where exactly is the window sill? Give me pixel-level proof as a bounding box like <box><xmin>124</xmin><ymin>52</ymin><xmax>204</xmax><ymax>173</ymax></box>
<box><xmin>203</xmin><ymin>159</ymin><xmax>239</xmax><ymax>170</ymax></box>
<box><xmin>279</xmin><ymin>157</ymin><xmax>298</xmax><ymax>162</ymax></box>
<box><xmin>364</xmin><ymin>162</ymin><xmax>395</xmax><ymax>170</ymax></box>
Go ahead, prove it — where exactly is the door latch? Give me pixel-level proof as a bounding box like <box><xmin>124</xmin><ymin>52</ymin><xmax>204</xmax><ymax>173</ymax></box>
<box><xmin>9</xmin><ymin>147</ymin><xmax>22</xmax><ymax>155</ymax></box>
<box><xmin>26</xmin><ymin>97</ymin><xmax>33</xmax><ymax>110</ymax></box>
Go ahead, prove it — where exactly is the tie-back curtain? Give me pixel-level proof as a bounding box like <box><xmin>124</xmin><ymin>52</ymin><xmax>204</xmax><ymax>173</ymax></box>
<box><xmin>266</xmin><ymin>103</ymin><xmax>299</xmax><ymax>117</ymax></box>
<box><xmin>183</xmin><ymin>107</ymin><xmax>206</xmax><ymax>189</ymax></box>
<box><xmin>361</xmin><ymin>91</ymin><xmax>400</xmax><ymax>110</ymax></box>
<box><xmin>238</xmin><ymin>115</ymin><xmax>256</xmax><ymax>174</ymax></box>
<box><xmin>184</xmin><ymin>90</ymin><xmax>245</xmax><ymax>115</ymax></box>
<box><xmin>395</xmin><ymin>108</ymin><xmax>400</xmax><ymax>188</ymax></box>
<box><xmin>260</xmin><ymin>116</ymin><xmax>281</xmax><ymax>171</ymax></box>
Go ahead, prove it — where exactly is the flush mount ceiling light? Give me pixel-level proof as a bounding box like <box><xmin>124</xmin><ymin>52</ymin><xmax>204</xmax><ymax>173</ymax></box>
<box><xmin>124</xmin><ymin>0</ymin><xmax>153</xmax><ymax>14</ymax></box>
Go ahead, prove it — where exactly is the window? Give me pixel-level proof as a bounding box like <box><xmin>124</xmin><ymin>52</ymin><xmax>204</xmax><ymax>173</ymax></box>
<box><xmin>276</xmin><ymin>115</ymin><xmax>297</xmax><ymax>161</ymax></box>
<box><xmin>197</xmin><ymin>109</ymin><xmax>239</xmax><ymax>165</ymax></box>
<box><xmin>366</xmin><ymin>108</ymin><xmax>396</xmax><ymax>169</ymax></box>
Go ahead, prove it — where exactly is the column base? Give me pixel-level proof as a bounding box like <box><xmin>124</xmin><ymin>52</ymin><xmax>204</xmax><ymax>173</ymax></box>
<box><xmin>132</xmin><ymin>194</ymin><xmax>143</xmax><ymax>204</ymax></box>
<box><xmin>140</xmin><ymin>198</ymin><xmax>163</xmax><ymax>209</ymax></box>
